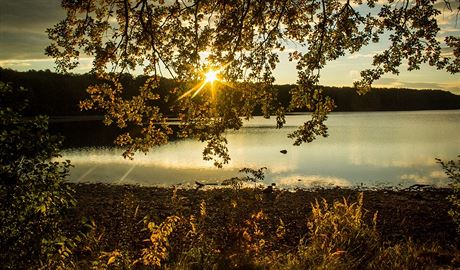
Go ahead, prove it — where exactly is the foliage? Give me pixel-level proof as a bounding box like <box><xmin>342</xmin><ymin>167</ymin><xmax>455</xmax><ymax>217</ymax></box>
<box><xmin>368</xmin><ymin>240</ymin><xmax>447</xmax><ymax>270</ymax></box>
<box><xmin>141</xmin><ymin>215</ymin><xmax>182</xmax><ymax>267</ymax></box>
<box><xmin>0</xmin><ymin>82</ymin><xmax>75</xmax><ymax>269</ymax></box>
<box><xmin>2</xmin><ymin>68</ymin><xmax>460</xmax><ymax>119</ymax></box>
<box><xmin>56</xmin><ymin>184</ymin><xmax>459</xmax><ymax>269</ymax></box>
<box><xmin>222</xmin><ymin>167</ymin><xmax>267</xmax><ymax>189</ymax></box>
<box><xmin>295</xmin><ymin>193</ymin><xmax>379</xmax><ymax>269</ymax></box>
<box><xmin>437</xmin><ymin>156</ymin><xmax>460</xmax><ymax>233</ymax></box>
<box><xmin>138</xmin><ymin>198</ymin><xmax>222</xmax><ymax>269</ymax></box>
<box><xmin>46</xmin><ymin>0</ymin><xmax>460</xmax><ymax>166</ymax></box>
<box><xmin>241</xmin><ymin>210</ymin><xmax>269</xmax><ymax>256</ymax></box>
<box><xmin>136</xmin><ymin>191</ymin><xmax>275</xmax><ymax>269</ymax></box>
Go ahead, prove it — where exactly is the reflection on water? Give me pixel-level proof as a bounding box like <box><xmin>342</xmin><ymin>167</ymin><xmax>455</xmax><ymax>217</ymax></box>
<box><xmin>60</xmin><ymin>110</ymin><xmax>460</xmax><ymax>188</ymax></box>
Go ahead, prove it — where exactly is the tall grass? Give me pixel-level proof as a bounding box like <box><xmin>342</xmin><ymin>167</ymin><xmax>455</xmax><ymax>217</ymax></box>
<box><xmin>36</xmin><ymin>188</ymin><xmax>457</xmax><ymax>269</ymax></box>
<box><xmin>294</xmin><ymin>193</ymin><xmax>379</xmax><ymax>269</ymax></box>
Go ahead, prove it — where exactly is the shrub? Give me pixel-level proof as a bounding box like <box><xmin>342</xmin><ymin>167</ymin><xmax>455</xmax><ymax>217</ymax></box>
<box><xmin>140</xmin><ymin>215</ymin><xmax>182</xmax><ymax>267</ymax></box>
<box><xmin>437</xmin><ymin>156</ymin><xmax>460</xmax><ymax>233</ymax></box>
<box><xmin>0</xmin><ymin>82</ymin><xmax>75</xmax><ymax>269</ymax></box>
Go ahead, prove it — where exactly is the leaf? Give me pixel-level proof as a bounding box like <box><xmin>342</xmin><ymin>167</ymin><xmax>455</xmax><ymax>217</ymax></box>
<box><xmin>37</xmin><ymin>204</ymin><xmax>46</xmax><ymax>213</ymax></box>
<box><xmin>107</xmin><ymin>256</ymin><xmax>116</xmax><ymax>265</ymax></box>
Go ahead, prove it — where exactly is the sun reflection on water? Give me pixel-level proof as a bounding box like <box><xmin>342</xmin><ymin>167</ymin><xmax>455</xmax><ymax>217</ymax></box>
<box><xmin>59</xmin><ymin>111</ymin><xmax>460</xmax><ymax>188</ymax></box>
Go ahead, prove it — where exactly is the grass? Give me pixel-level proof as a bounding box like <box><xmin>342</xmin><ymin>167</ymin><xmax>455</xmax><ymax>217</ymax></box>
<box><xmin>48</xmin><ymin>184</ymin><xmax>460</xmax><ymax>269</ymax></box>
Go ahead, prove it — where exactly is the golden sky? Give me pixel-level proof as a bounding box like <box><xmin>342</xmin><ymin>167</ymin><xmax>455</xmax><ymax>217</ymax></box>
<box><xmin>0</xmin><ymin>0</ymin><xmax>459</xmax><ymax>93</ymax></box>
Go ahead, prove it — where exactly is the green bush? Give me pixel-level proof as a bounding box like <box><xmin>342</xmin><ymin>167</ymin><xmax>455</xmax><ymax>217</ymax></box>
<box><xmin>437</xmin><ymin>156</ymin><xmax>460</xmax><ymax>233</ymax></box>
<box><xmin>0</xmin><ymin>82</ymin><xmax>75</xmax><ymax>269</ymax></box>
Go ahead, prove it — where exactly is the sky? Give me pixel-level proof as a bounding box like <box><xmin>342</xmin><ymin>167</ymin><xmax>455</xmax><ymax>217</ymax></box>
<box><xmin>0</xmin><ymin>0</ymin><xmax>459</xmax><ymax>94</ymax></box>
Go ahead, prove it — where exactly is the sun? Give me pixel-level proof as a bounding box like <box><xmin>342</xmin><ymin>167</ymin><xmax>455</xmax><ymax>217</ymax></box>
<box><xmin>178</xmin><ymin>66</ymin><xmax>229</xmax><ymax>100</ymax></box>
<box><xmin>204</xmin><ymin>70</ymin><xmax>218</xmax><ymax>83</ymax></box>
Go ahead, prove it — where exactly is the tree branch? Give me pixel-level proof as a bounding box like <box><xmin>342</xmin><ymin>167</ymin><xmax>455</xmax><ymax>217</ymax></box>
<box><xmin>139</xmin><ymin>0</ymin><xmax>176</xmax><ymax>79</ymax></box>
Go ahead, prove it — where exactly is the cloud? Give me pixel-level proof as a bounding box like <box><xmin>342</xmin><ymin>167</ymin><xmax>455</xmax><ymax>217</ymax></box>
<box><xmin>441</xmin><ymin>46</ymin><xmax>455</xmax><ymax>57</ymax></box>
<box><xmin>0</xmin><ymin>31</ymin><xmax>51</xmax><ymax>60</ymax></box>
<box><xmin>0</xmin><ymin>1</ymin><xmax>65</xmax><ymax>31</ymax></box>
<box><xmin>349</xmin><ymin>70</ymin><xmax>360</xmax><ymax>80</ymax></box>
<box><xmin>0</xmin><ymin>60</ymin><xmax>32</xmax><ymax>68</ymax></box>
<box><xmin>347</xmin><ymin>53</ymin><xmax>375</xmax><ymax>60</ymax></box>
<box><xmin>375</xmin><ymin>77</ymin><xmax>398</xmax><ymax>85</ymax></box>
<box><xmin>433</xmin><ymin>0</ymin><xmax>459</xmax><ymax>10</ymax></box>
<box><xmin>404</xmin><ymin>82</ymin><xmax>457</xmax><ymax>90</ymax></box>
<box><xmin>434</xmin><ymin>0</ymin><xmax>460</xmax><ymax>26</ymax></box>
<box><xmin>374</xmin><ymin>77</ymin><xmax>460</xmax><ymax>94</ymax></box>
<box><xmin>0</xmin><ymin>1</ymin><xmax>65</xmax><ymax>60</ymax></box>
<box><xmin>0</xmin><ymin>57</ymin><xmax>94</xmax><ymax>73</ymax></box>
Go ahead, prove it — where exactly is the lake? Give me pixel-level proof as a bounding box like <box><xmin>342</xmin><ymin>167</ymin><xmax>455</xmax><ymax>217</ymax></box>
<box><xmin>59</xmin><ymin>110</ymin><xmax>460</xmax><ymax>188</ymax></box>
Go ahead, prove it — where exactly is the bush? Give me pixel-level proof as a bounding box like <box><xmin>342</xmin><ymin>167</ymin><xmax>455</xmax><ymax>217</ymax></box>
<box><xmin>0</xmin><ymin>82</ymin><xmax>75</xmax><ymax>269</ymax></box>
<box><xmin>437</xmin><ymin>156</ymin><xmax>460</xmax><ymax>233</ymax></box>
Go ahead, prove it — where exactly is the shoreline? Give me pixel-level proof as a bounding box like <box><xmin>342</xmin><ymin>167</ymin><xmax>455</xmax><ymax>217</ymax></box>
<box><xmin>71</xmin><ymin>183</ymin><xmax>458</xmax><ymax>248</ymax></box>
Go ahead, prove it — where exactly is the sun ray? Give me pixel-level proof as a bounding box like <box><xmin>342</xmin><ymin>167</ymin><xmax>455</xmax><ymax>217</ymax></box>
<box><xmin>178</xmin><ymin>84</ymin><xmax>200</xmax><ymax>100</ymax></box>
<box><xmin>177</xmin><ymin>62</ymin><xmax>232</xmax><ymax>101</ymax></box>
<box><xmin>191</xmin><ymin>81</ymin><xmax>207</xmax><ymax>98</ymax></box>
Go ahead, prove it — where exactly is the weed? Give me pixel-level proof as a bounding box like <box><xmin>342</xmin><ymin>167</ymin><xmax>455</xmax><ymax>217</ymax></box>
<box><xmin>295</xmin><ymin>193</ymin><xmax>379</xmax><ymax>269</ymax></box>
<box><xmin>369</xmin><ymin>240</ymin><xmax>451</xmax><ymax>269</ymax></box>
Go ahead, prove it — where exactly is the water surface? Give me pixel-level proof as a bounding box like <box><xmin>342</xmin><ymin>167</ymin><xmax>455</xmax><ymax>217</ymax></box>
<box><xmin>60</xmin><ymin>110</ymin><xmax>460</xmax><ymax>188</ymax></box>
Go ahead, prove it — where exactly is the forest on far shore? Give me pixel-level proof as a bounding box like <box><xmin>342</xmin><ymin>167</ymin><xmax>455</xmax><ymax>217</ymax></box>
<box><xmin>1</xmin><ymin>67</ymin><xmax>459</xmax><ymax>117</ymax></box>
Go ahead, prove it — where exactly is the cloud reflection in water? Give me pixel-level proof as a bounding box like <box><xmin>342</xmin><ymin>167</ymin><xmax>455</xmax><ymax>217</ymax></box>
<box><xmin>60</xmin><ymin>111</ymin><xmax>459</xmax><ymax>188</ymax></box>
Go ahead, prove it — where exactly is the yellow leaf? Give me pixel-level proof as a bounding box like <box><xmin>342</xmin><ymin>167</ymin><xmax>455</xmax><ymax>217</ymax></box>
<box><xmin>107</xmin><ymin>256</ymin><xmax>116</xmax><ymax>265</ymax></box>
<box><xmin>37</xmin><ymin>204</ymin><xmax>46</xmax><ymax>213</ymax></box>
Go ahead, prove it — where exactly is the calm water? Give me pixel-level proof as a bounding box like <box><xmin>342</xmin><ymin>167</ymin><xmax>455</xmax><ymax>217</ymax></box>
<box><xmin>60</xmin><ymin>110</ymin><xmax>460</xmax><ymax>188</ymax></box>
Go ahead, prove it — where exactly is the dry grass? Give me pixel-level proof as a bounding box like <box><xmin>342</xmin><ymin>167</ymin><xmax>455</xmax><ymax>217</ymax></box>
<box><xmin>50</xmin><ymin>184</ymin><xmax>460</xmax><ymax>269</ymax></box>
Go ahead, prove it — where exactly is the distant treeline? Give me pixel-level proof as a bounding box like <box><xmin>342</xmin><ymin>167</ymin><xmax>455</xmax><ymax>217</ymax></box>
<box><xmin>0</xmin><ymin>68</ymin><xmax>178</xmax><ymax>116</ymax></box>
<box><xmin>278</xmin><ymin>84</ymin><xmax>460</xmax><ymax>112</ymax></box>
<box><xmin>1</xmin><ymin>68</ymin><xmax>459</xmax><ymax>116</ymax></box>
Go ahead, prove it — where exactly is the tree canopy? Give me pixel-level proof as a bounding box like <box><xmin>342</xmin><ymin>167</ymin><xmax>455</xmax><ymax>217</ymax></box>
<box><xmin>46</xmin><ymin>0</ymin><xmax>460</xmax><ymax>167</ymax></box>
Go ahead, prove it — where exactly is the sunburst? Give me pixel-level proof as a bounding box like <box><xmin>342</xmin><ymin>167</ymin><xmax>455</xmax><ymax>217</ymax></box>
<box><xmin>179</xmin><ymin>67</ymin><xmax>223</xmax><ymax>100</ymax></box>
<box><xmin>205</xmin><ymin>70</ymin><xmax>218</xmax><ymax>83</ymax></box>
